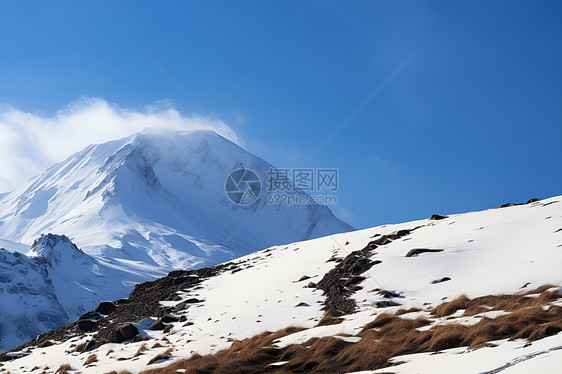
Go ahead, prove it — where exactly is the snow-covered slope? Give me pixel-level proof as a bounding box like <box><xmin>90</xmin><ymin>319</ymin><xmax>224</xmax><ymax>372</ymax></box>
<box><xmin>0</xmin><ymin>129</ymin><xmax>352</xmax><ymax>274</ymax></box>
<box><xmin>0</xmin><ymin>234</ymin><xmax>145</xmax><ymax>350</ymax></box>
<box><xmin>3</xmin><ymin>196</ymin><xmax>560</xmax><ymax>373</ymax></box>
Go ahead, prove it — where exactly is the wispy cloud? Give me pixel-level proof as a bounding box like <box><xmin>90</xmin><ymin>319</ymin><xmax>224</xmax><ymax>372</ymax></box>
<box><xmin>0</xmin><ymin>97</ymin><xmax>238</xmax><ymax>193</ymax></box>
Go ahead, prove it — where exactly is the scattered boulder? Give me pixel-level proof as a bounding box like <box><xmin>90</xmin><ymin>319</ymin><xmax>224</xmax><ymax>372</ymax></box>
<box><xmin>375</xmin><ymin>300</ymin><xmax>400</xmax><ymax>308</ymax></box>
<box><xmin>99</xmin><ymin>323</ymin><xmax>139</xmax><ymax>343</ymax></box>
<box><xmin>38</xmin><ymin>340</ymin><xmax>55</xmax><ymax>348</ymax></box>
<box><xmin>378</xmin><ymin>290</ymin><xmax>400</xmax><ymax>298</ymax></box>
<box><xmin>306</xmin><ymin>282</ymin><xmax>317</xmax><ymax>288</ymax></box>
<box><xmin>430</xmin><ymin>214</ymin><xmax>448</xmax><ymax>220</ymax></box>
<box><xmin>95</xmin><ymin>301</ymin><xmax>117</xmax><ymax>315</ymax></box>
<box><xmin>77</xmin><ymin>319</ymin><xmax>97</xmax><ymax>332</ymax></box>
<box><xmin>296</xmin><ymin>302</ymin><xmax>310</xmax><ymax>307</ymax></box>
<box><xmin>148</xmin><ymin>321</ymin><xmax>165</xmax><ymax>330</ymax></box>
<box><xmin>371</xmin><ymin>236</ymin><xmax>391</xmax><ymax>246</ymax></box>
<box><xmin>77</xmin><ymin>311</ymin><xmax>102</xmax><ymax>321</ymax></box>
<box><xmin>405</xmin><ymin>248</ymin><xmax>444</xmax><ymax>257</ymax></box>
<box><xmin>81</xmin><ymin>339</ymin><xmax>99</xmax><ymax>352</ymax></box>
<box><xmin>160</xmin><ymin>314</ymin><xmax>179</xmax><ymax>323</ymax></box>
<box><xmin>432</xmin><ymin>277</ymin><xmax>451</xmax><ymax>284</ymax></box>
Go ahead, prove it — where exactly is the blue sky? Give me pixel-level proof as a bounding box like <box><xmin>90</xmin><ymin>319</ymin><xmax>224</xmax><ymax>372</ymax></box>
<box><xmin>0</xmin><ymin>1</ymin><xmax>561</xmax><ymax>228</ymax></box>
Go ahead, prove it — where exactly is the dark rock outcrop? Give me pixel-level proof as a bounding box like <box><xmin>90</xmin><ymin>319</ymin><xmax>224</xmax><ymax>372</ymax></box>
<box><xmin>77</xmin><ymin>319</ymin><xmax>97</xmax><ymax>332</ymax></box>
<box><xmin>405</xmin><ymin>248</ymin><xmax>444</xmax><ymax>257</ymax></box>
<box><xmin>12</xmin><ymin>262</ymin><xmax>230</xmax><ymax>352</ymax></box>
<box><xmin>432</xmin><ymin>277</ymin><xmax>451</xmax><ymax>284</ymax></box>
<box><xmin>160</xmin><ymin>314</ymin><xmax>179</xmax><ymax>324</ymax></box>
<box><xmin>77</xmin><ymin>311</ymin><xmax>102</xmax><ymax>321</ymax></box>
<box><xmin>98</xmin><ymin>323</ymin><xmax>139</xmax><ymax>343</ymax></box>
<box><xmin>430</xmin><ymin>214</ymin><xmax>448</xmax><ymax>220</ymax></box>
<box><xmin>95</xmin><ymin>301</ymin><xmax>117</xmax><ymax>315</ymax></box>
<box><xmin>148</xmin><ymin>320</ymin><xmax>165</xmax><ymax>331</ymax></box>
<box><xmin>318</xmin><ymin>226</ymin><xmax>422</xmax><ymax>317</ymax></box>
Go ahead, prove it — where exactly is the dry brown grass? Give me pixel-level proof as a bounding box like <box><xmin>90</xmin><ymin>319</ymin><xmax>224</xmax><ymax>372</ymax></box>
<box><xmin>432</xmin><ymin>285</ymin><xmax>560</xmax><ymax>318</ymax></box>
<box><xmin>315</xmin><ymin>315</ymin><xmax>344</xmax><ymax>327</ymax></box>
<box><xmin>54</xmin><ymin>364</ymin><xmax>72</xmax><ymax>374</ymax></box>
<box><xmin>138</xmin><ymin>286</ymin><xmax>561</xmax><ymax>374</ymax></box>
<box><xmin>84</xmin><ymin>354</ymin><xmax>98</xmax><ymax>365</ymax></box>
<box><xmin>147</xmin><ymin>348</ymin><xmax>174</xmax><ymax>365</ymax></box>
<box><xmin>134</xmin><ymin>342</ymin><xmax>149</xmax><ymax>357</ymax></box>
<box><xmin>431</xmin><ymin>295</ymin><xmax>470</xmax><ymax>317</ymax></box>
<box><xmin>394</xmin><ymin>307</ymin><xmax>422</xmax><ymax>316</ymax></box>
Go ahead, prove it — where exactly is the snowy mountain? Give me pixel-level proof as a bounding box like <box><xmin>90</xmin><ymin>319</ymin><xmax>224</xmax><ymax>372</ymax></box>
<box><xmin>3</xmin><ymin>196</ymin><xmax>561</xmax><ymax>373</ymax></box>
<box><xmin>0</xmin><ymin>129</ymin><xmax>352</xmax><ymax>273</ymax></box>
<box><xmin>0</xmin><ymin>129</ymin><xmax>353</xmax><ymax>349</ymax></box>
<box><xmin>0</xmin><ymin>234</ymin><xmax>146</xmax><ymax>350</ymax></box>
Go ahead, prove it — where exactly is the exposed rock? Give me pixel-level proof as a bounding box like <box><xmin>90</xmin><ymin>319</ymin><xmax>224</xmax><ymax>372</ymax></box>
<box><xmin>405</xmin><ymin>248</ymin><xmax>444</xmax><ymax>257</ymax></box>
<box><xmin>98</xmin><ymin>323</ymin><xmax>139</xmax><ymax>343</ymax></box>
<box><xmin>498</xmin><ymin>203</ymin><xmax>523</xmax><ymax>208</ymax></box>
<box><xmin>148</xmin><ymin>321</ymin><xmax>165</xmax><ymax>331</ymax></box>
<box><xmin>375</xmin><ymin>300</ymin><xmax>400</xmax><ymax>308</ymax></box>
<box><xmin>183</xmin><ymin>298</ymin><xmax>202</xmax><ymax>304</ymax></box>
<box><xmin>13</xmin><ymin>263</ymin><xmax>229</xmax><ymax>352</ymax></box>
<box><xmin>95</xmin><ymin>301</ymin><xmax>117</xmax><ymax>315</ymax></box>
<box><xmin>80</xmin><ymin>339</ymin><xmax>99</xmax><ymax>352</ymax></box>
<box><xmin>432</xmin><ymin>277</ymin><xmax>451</xmax><ymax>284</ymax></box>
<box><xmin>378</xmin><ymin>290</ymin><xmax>400</xmax><ymax>298</ymax></box>
<box><xmin>77</xmin><ymin>320</ymin><xmax>96</xmax><ymax>332</ymax></box>
<box><xmin>526</xmin><ymin>198</ymin><xmax>541</xmax><ymax>204</ymax></box>
<box><xmin>370</xmin><ymin>235</ymin><xmax>391</xmax><ymax>246</ymax></box>
<box><xmin>160</xmin><ymin>314</ymin><xmax>179</xmax><ymax>323</ymax></box>
<box><xmin>430</xmin><ymin>214</ymin><xmax>448</xmax><ymax>220</ymax></box>
<box><xmin>77</xmin><ymin>311</ymin><xmax>102</xmax><ymax>321</ymax></box>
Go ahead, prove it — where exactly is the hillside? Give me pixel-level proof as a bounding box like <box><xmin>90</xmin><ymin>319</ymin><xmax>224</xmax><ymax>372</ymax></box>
<box><xmin>2</xmin><ymin>196</ymin><xmax>560</xmax><ymax>373</ymax></box>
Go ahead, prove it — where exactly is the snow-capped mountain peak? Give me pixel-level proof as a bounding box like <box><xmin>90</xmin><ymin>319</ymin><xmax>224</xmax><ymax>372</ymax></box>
<box><xmin>27</xmin><ymin>234</ymin><xmax>87</xmax><ymax>265</ymax></box>
<box><xmin>0</xmin><ymin>129</ymin><xmax>353</xmax><ymax>273</ymax></box>
<box><xmin>0</xmin><ymin>129</ymin><xmax>353</xmax><ymax>349</ymax></box>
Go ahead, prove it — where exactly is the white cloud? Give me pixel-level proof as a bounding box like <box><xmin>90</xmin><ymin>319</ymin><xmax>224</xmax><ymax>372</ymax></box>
<box><xmin>0</xmin><ymin>97</ymin><xmax>239</xmax><ymax>193</ymax></box>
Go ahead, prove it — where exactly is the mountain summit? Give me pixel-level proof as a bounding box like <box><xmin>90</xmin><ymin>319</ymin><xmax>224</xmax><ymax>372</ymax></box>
<box><xmin>0</xmin><ymin>129</ymin><xmax>352</xmax><ymax>348</ymax></box>
<box><xmin>0</xmin><ymin>129</ymin><xmax>353</xmax><ymax>275</ymax></box>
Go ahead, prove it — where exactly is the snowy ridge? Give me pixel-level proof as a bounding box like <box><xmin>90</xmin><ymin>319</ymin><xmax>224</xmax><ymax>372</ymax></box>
<box><xmin>2</xmin><ymin>196</ymin><xmax>561</xmax><ymax>373</ymax></box>
<box><xmin>0</xmin><ymin>129</ymin><xmax>352</xmax><ymax>271</ymax></box>
<box><xmin>0</xmin><ymin>234</ymin><xmax>147</xmax><ymax>350</ymax></box>
<box><xmin>0</xmin><ymin>129</ymin><xmax>352</xmax><ymax>349</ymax></box>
